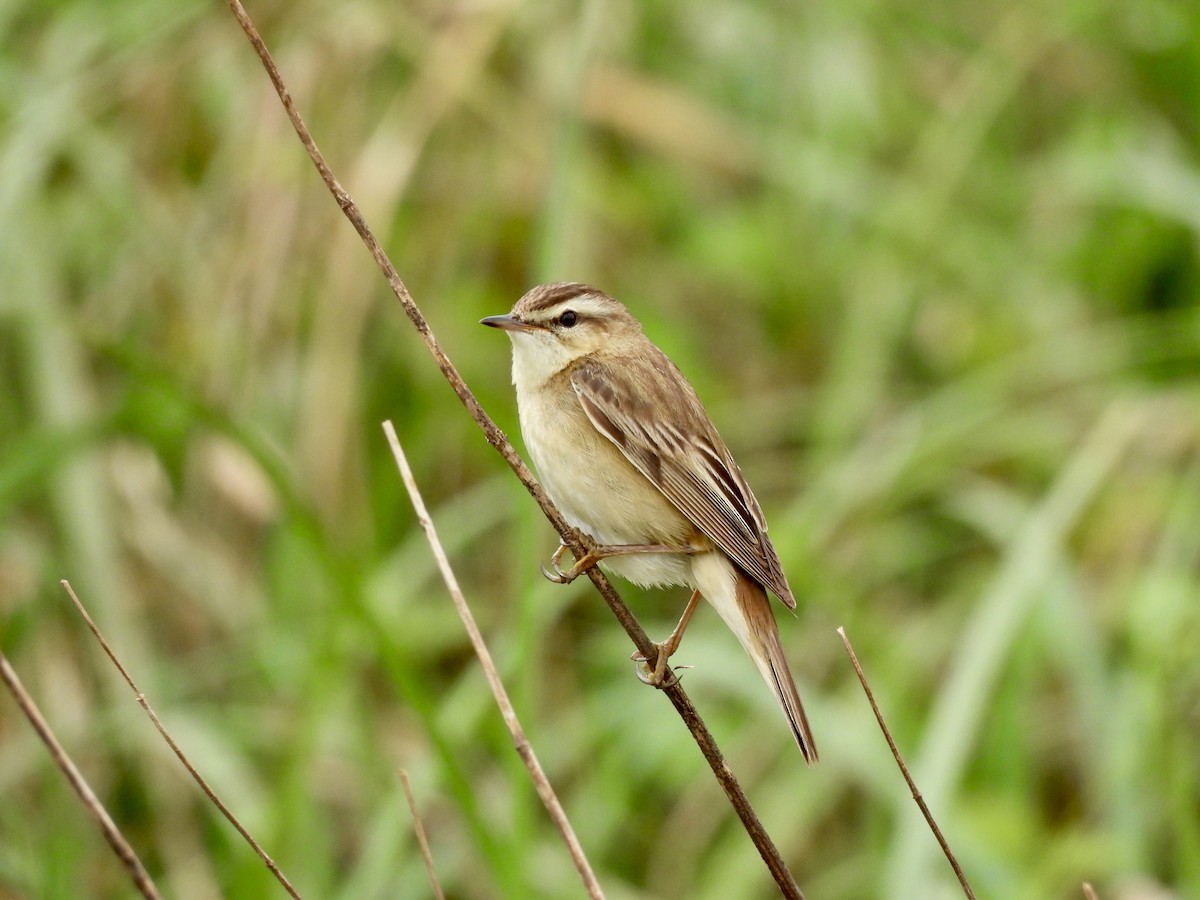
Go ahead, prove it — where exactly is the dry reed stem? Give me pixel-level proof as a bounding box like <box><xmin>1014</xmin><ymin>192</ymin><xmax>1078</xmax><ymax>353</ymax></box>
<box><xmin>60</xmin><ymin>580</ymin><xmax>303</xmax><ymax>899</ymax></box>
<box><xmin>837</xmin><ymin>627</ymin><xmax>975</xmax><ymax>899</ymax></box>
<box><xmin>223</xmin><ymin>1</ymin><xmax>803</xmax><ymax>895</ymax></box>
<box><xmin>385</xmin><ymin>423</ymin><xmax>604</xmax><ymax>899</ymax></box>
<box><xmin>1083</xmin><ymin>883</ymin><xmax>1098</xmax><ymax>899</ymax></box>
<box><xmin>398</xmin><ymin>768</ymin><xmax>446</xmax><ymax>900</ymax></box>
<box><xmin>0</xmin><ymin>649</ymin><xmax>161</xmax><ymax>899</ymax></box>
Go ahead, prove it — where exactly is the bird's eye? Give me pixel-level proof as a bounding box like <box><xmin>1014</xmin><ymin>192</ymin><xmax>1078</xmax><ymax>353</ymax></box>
<box><xmin>558</xmin><ymin>310</ymin><xmax>578</xmax><ymax>328</ymax></box>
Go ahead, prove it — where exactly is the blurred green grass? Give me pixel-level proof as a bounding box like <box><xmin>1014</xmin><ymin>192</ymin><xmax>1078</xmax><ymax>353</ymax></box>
<box><xmin>2</xmin><ymin>0</ymin><xmax>1199</xmax><ymax>897</ymax></box>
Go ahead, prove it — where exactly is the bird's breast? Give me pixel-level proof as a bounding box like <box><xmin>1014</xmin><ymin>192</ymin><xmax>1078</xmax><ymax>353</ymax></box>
<box><xmin>515</xmin><ymin>377</ymin><xmax>696</xmax><ymax>587</ymax></box>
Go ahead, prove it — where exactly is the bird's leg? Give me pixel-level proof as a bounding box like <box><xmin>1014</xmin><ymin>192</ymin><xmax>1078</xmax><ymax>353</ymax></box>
<box><xmin>540</xmin><ymin>539</ymin><xmax>702</xmax><ymax>585</ymax></box>
<box><xmin>633</xmin><ymin>589</ymin><xmax>703</xmax><ymax>688</ymax></box>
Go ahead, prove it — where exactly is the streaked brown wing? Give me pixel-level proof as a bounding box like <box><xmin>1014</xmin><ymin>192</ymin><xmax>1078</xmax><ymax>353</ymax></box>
<box><xmin>570</xmin><ymin>353</ymin><xmax>796</xmax><ymax>609</ymax></box>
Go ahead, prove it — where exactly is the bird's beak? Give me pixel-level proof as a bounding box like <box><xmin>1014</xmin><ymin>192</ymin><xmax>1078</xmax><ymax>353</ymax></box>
<box><xmin>480</xmin><ymin>314</ymin><xmax>542</xmax><ymax>333</ymax></box>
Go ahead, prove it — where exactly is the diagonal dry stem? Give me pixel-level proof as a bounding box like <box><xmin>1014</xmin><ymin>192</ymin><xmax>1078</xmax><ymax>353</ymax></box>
<box><xmin>385</xmin><ymin>424</ymin><xmax>603</xmax><ymax>898</ymax></box>
<box><xmin>838</xmin><ymin>626</ymin><xmax>975</xmax><ymax>899</ymax></box>
<box><xmin>0</xmin><ymin>649</ymin><xmax>161</xmax><ymax>899</ymax></box>
<box><xmin>398</xmin><ymin>768</ymin><xmax>446</xmax><ymax>900</ymax></box>
<box><xmin>223</xmin><ymin>2</ymin><xmax>803</xmax><ymax>896</ymax></box>
<box><xmin>61</xmin><ymin>580</ymin><xmax>303</xmax><ymax>899</ymax></box>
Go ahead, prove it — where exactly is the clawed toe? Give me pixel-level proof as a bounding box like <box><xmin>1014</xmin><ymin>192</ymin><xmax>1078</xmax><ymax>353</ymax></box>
<box><xmin>540</xmin><ymin>539</ymin><xmax>700</xmax><ymax>586</ymax></box>
<box><xmin>659</xmin><ymin>665</ymin><xmax>690</xmax><ymax>688</ymax></box>
<box><xmin>539</xmin><ymin>559</ymin><xmax>571</xmax><ymax>584</ymax></box>
<box><xmin>540</xmin><ymin>542</ymin><xmax>589</xmax><ymax>584</ymax></box>
<box><xmin>631</xmin><ymin>645</ymin><xmax>689</xmax><ymax>688</ymax></box>
<box><xmin>635</xmin><ymin>661</ymin><xmax>660</xmax><ymax>686</ymax></box>
<box><xmin>633</xmin><ymin>652</ymin><xmax>663</xmax><ymax>686</ymax></box>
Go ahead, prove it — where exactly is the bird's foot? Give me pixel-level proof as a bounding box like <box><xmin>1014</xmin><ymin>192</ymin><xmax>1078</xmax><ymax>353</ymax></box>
<box><xmin>631</xmin><ymin>644</ymin><xmax>690</xmax><ymax>688</ymax></box>
<box><xmin>540</xmin><ymin>539</ymin><xmax>704</xmax><ymax>585</ymax></box>
<box><xmin>540</xmin><ymin>542</ymin><xmax>595</xmax><ymax>584</ymax></box>
<box><xmin>629</xmin><ymin>588</ymin><xmax>703</xmax><ymax>688</ymax></box>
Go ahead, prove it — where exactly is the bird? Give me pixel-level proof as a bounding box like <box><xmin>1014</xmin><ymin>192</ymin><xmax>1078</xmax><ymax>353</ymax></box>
<box><xmin>481</xmin><ymin>282</ymin><xmax>817</xmax><ymax>763</ymax></box>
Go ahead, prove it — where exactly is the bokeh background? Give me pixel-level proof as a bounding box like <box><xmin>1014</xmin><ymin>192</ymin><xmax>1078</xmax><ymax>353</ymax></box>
<box><xmin>3</xmin><ymin>0</ymin><xmax>1200</xmax><ymax>897</ymax></box>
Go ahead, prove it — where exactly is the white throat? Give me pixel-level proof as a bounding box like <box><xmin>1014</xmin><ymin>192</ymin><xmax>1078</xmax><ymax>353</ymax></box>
<box><xmin>508</xmin><ymin>332</ymin><xmax>579</xmax><ymax>394</ymax></box>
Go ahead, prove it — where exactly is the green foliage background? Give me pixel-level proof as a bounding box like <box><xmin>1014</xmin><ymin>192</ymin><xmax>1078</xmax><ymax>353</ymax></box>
<box><xmin>3</xmin><ymin>0</ymin><xmax>1199</xmax><ymax>897</ymax></box>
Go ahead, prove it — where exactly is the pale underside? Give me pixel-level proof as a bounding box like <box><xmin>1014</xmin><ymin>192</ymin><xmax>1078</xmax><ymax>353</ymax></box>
<box><xmin>515</xmin><ymin>335</ymin><xmax>795</xmax><ymax>609</ymax></box>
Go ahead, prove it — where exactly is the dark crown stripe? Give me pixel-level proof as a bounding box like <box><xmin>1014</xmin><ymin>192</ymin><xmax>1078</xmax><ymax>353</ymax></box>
<box><xmin>522</xmin><ymin>282</ymin><xmax>599</xmax><ymax>313</ymax></box>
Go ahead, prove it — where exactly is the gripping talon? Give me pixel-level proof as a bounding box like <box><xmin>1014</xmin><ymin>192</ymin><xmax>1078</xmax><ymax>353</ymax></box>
<box><xmin>540</xmin><ymin>542</ymin><xmax>581</xmax><ymax>584</ymax></box>
<box><xmin>539</xmin><ymin>560</ymin><xmax>570</xmax><ymax>584</ymax></box>
<box><xmin>631</xmin><ymin>645</ymin><xmax>690</xmax><ymax>688</ymax></box>
<box><xmin>540</xmin><ymin>540</ymin><xmax>699</xmax><ymax>586</ymax></box>
<box><xmin>659</xmin><ymin>665</ymin><xmax>690</xmax><ymax>688</ymax></box>
<box><xmin>635</xmin><ymin>658</ymin><xmax>656</xmax><ymax>686</ymax></box>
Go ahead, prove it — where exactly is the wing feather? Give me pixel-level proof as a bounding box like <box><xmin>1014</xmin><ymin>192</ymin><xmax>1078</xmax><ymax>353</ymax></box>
<box><xmin>571</xmin><ymin>353</ymin><xmax>796</xmax><ymax>609</ymax></box>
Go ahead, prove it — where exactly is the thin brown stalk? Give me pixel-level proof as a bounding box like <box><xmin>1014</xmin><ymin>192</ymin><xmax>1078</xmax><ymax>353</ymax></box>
<box><xmin>398</xmin><ymin>768</ymin><xmax>445</xmax><ymax>900</ymax></box>
<box><xmin>0</xmin><ymin>650</ymin><xmax>161</xmax><ymax>899</ymax></box>
<box><xmin>1083</xmin><ymin>883</ymin><xmax>1098</xmax><ymax>900</ymax></box>
<box><xmin>385</xmin><ymin>423</ymin><xmax>603</xmax><ymax>899</ymax></box>
<box><xmin>223</xmin><ymin>2</ymin><xmax>803</xmax><ymax>896</ymax></box>
<box><xmin>837</xmin><ymin>627</ymin><xmax>975</xmax><ymax>899</ymax></box>
<box><xmin>60</xmin><ymin>580</ymin><xmax>303</xmax><ymax>900</ymax></box>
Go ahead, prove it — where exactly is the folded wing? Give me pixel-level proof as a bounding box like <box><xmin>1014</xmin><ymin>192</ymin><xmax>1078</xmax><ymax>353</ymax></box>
<box><xmin>570</xmin><ymin>353</ymin><xmax>796</xmax><ymax>610</ymax></box>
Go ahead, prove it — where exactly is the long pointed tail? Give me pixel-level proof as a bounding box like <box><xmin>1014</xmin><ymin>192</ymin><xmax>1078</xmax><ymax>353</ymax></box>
<box><xmin>693</xmin><ymin>554</ymin><xmax>818</xmax><ymax>764</ymax></box>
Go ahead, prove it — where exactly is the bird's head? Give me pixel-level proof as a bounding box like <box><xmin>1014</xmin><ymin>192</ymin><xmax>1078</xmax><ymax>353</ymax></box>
<box><xmin>481</xmin><ymin>282</ymin><xmax>641</xmax><ymax>380</ymax></box>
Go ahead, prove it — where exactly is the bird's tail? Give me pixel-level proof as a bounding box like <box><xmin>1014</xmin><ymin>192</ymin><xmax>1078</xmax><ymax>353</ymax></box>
<box><xmin>693</xmin><ymin>553</ymin><xmax>818</xmax><ymax>764</ymax></box>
